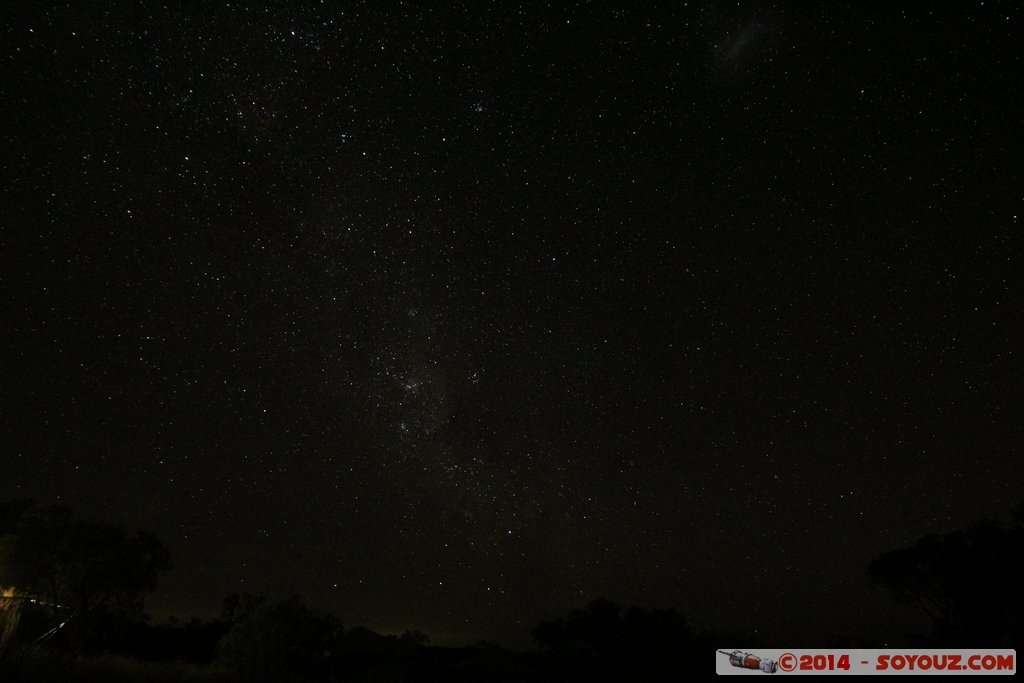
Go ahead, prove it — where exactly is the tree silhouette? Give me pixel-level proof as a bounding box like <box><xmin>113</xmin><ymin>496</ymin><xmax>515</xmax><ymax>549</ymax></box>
<box><xmin>868</xmin><ymin>505</ymin><xmax>1024</xmax><ymax>647</ymax></box>
<box><xmin>533</xmin><ymin>599</ymin><xmax>693</xmax><ymax>680</ymax></box>
<box><xmin>0</xmin><ymin>500</ymin><xmax>169</xmax><ymax>648</ymax></box>
<box><xmin>0</xmin><ymin>500</ymin><xmax>35</xmax><ymax>536</ymax></box>
<box><xmin>534</xmin><ymin>599</ymin><xmax>692</xmax><ymax>657</ymax></box>
<box><xmin>214</xmin><ymin>594</ymin><xmax>342</xmax><ymax>681</ymax></box>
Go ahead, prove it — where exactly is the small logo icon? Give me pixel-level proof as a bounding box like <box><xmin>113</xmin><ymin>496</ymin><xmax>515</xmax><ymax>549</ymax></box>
<box><xmin>718</xmin><ymin>650</ymin><xmax>778</xmax><ymax>674</ymax></box>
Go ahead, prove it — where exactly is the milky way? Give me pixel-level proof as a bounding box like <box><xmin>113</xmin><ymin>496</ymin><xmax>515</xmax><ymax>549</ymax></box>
<box><xmin>2</xmin><ymin>1</ymin><xmax>1021</xmax><ymax>647</ymax></box>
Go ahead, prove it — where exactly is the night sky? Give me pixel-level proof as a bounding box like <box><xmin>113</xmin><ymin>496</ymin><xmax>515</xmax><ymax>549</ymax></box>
<box><xmin>2</xmin><ymin>2</ymin><xmax>1021</xmax><ymax>647</ymax></box>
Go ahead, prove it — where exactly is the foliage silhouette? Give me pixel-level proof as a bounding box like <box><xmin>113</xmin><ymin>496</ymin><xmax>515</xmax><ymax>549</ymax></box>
<box><xmin>0</xmin><ymin>501</ymin><xmax>169</xmax><ymax>650</ymax></box>
<box><xmin>214</xmin><ymin>594</ymin><xmax>342</xmax><ymax>681</ymax></box>
<box><xmin>868</xmin><ymin>503</ymin><xmax>1024</xmax><ymax>647</ymax></box>
<box><xmin>532</xmin><ymin>598</ymin><xmax>694</xmax><ymax>680</ymax></box>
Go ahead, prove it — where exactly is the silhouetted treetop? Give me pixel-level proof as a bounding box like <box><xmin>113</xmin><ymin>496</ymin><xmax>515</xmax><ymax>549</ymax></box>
<box><xmin>868</xmin><ymin>503</ymin><xmax>1024</xmax><ymax>647</ymax></box>
<box><xmin>533</xmin><ymin>598</ymin><xmax>692</xmax><ymax>657</ymax></box>
<box><xmin>0</xmin><ymin>500</ymin><xmax>169</xmax><ymax>619</ymax></box>
<box><xmin>214</xmin><ymin>594</ymin><xmax>342</xmax><ymax>681</ymax></box>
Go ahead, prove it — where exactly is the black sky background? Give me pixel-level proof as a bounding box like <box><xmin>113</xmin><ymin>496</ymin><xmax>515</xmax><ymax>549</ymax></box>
<box><xmin>2</xmin><ymin>2</ymin><xmax>1021</xmax><ymax>647</ymax></box>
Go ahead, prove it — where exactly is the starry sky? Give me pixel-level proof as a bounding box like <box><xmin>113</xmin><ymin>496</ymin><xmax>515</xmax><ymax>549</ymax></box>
<box><xmin>1</xmin><ymin>2</ymin><xmax>1021</xmax><ymax>647</ymax></box>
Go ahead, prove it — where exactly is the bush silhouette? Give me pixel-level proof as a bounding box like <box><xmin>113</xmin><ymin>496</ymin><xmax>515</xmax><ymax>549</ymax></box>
<box><xmin>214</xmin><ymin>595</ymin><xmax>341</xmax><ymax>681</ymax></box>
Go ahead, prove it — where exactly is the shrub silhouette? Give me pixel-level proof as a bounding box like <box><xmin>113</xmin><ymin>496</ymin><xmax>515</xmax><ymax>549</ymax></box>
<box><xmin>533</xmin><ymin>599</ymin><xmax>694</xmax><ymax>680</ymax></box>
<box><xmin>214</xmin><ymin>595</ymin><xmax>341</xmax><ymax>681</ymax></box>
